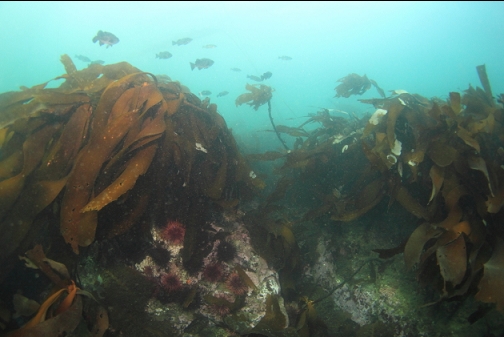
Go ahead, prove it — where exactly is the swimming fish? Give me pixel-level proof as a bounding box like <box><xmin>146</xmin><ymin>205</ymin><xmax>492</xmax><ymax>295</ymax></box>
<box><xmin>173</xmin><ymin>37</ymin><xmax>192</xmax><ymax>46</ymax></box>
<box><xmin>156</xmin><ymin>51</ymin><xmax>173</xmax><ymax>59</ymax></box>
<box><xmin>190</xmin><ymin>58</ymin><xmax>214</xmax><ymax>70</ymax></box>
<box><xmin>278</xmin><ymin>55</ymin><xmax>292</xmax><ymax>61</ymax></box>
<box><xmin>261</xmin><ymin>71</ymin><xmax>272</xmax><ymax>80</ymax></box>
<box><xmin>202</xmin><ymin>44</ymin><xmax>217</xmax><ymax>49</ymax></box>
<box><xmin>92</xmin><ymin>30</ymin><xmax>119</xmax><ymax>48</ymax></box>
<box><xmin>217</xmin><ymin>91</ymin><xmax>229</xmax><ymax>97</ymax></box>
<box><xmin>247</xmin><ymin>72</ymin><xmax>272</xmax><ymax>82</ymax></box>
<box><xmin>247</xmin><ymin>75</ymin><xmax>263</xmax><ymax>82</ymax></box>
<box><xmin>230</xmin><ymin>68</ymin><xmax>242</xmax><ymax>72</ymax></box>
<box><xmin>200</xmin><ymin>90</ymin><xmax>212</xmax><ymax>96</ymax></box>
<box><xmin>75</xmin><ymin>55</ymin><xmax>91</xmax><ymax>63</ymax></box>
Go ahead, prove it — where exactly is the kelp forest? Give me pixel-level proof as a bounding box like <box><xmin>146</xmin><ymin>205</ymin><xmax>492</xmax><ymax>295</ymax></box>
<box><xmin>0</xmin><ymin>56</ymin><xmax>503</xmax><ymax>337</ymax></box>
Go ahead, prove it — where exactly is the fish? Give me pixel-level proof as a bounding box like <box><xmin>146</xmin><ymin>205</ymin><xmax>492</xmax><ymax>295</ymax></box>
<box><xmin>92</xmin><ymin>30</ymin><xmax>119</xmax><ymax>48</ymax></box>
<box><xmin>202</xmin><ymin>44</ymin><xmax>217</xmax><ymax>49</ymax></box>
<box><xmin>172</xmin><ymin>37</ymin><xmax>192</xmax><ymax>46</ymax></box>
<box><xmin>75</xmin><ymin>55</ymin><xmax>91</xmax><ymax>63</ymax></box>
<box><xmin>261</xmin><ymin>71</ymin><xmax>272</xmax><ymax>80</ymax></box>
<box><xmin>199</xmin><ymin>90</ymin><xmax>212</xmax><ymax>96</ymax></box>
<box><xmin>217</xmin><ymin>91</ymin><xmax>229</xmax><ymax>97</ymax></box>
<box><xmin>278</xmin><ymin>55</ymin><xmax>292</xmax><ymax>61</ymax></box>
<box><xmin>190</xmin><ymin>58</ymin><xmax>214</xmax><ymax>70</ymax></box>
<box><xmin>230</xmin><ymin>68</ymin><xmax>241</xmax><ymax>72</ymax></box>
<box><xmin>156</xmin><ymin>51</ymin><xmax>172</xmax><ymax>59</ymax></box>
<box><xmin>89</xmin><ymin>60</ymin><xmax>105</xmax><ymax>65</ymax></box>
<box><xmin>247</xmin><ymin>75</ymin><xmax>263</xmax><ymax>82</ymax></box>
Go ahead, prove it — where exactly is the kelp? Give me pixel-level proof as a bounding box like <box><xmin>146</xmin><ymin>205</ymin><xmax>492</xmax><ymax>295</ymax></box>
<box><xmin>0</xmin><ymin>102</ymin><xmax>90</xmax><ymax>264</ymax></box>
<box><xmin>246</xmin><ymin>151</ymin><xmax>285</xmax><ymax>162</ymax></box>
<box><xmin>7</xmin><ymin>245</ymin><xmax>107</xmax><ymax>336</ymax></box>
<box><xmin>334</xmin><ymin>73</ymin><xmax>385</xmax><ymax>98</ymax></box>
<box><xmin>476</xmin><ymin>64</ymin><xmax>493</xmax><ymax>105</ymax></box>
<box><xmin>475</xmin><ymin>239</ymin><xmax>504</xmax><ymax>311</ymax></box>
<box><xmin>60</xmin><ymin>82</ymin><xmax>165</xmax><ymax>253</ymax></box>
<box><xmin>298</xmin><ymin>108</ymin><xmax>350</xmax><ymax>129</ymax></box>
<box><xmin>0</xmin><ymin>55</ymin><xmax>261</xmax><ymax>282</ymax></box>
<box><xmin>247</xmin><ymin>294</ymin><xmax>291</xmax><ymax>335</ymax></box>
<box><xmin>273</xmin><ymin>125</ymin><xmax>310</xmax><ymax>138</ymax></box>
<box><xmin>334</xmin><ymin>73</ymin><xmax>371</xmax><ymax>98</ymax></box>
<box><xmin>250</xmin><ymin>64</ymin><xmax>504</xmax><ymax>314</ymax></box>
<box><xmin>235</xmin><ymin>83</ymin><xmax>273</xmax><ymax>111</ymax></box>
<box><xmin>331</xmin><ymin>178</ymin><xmax>386</xmax><ymax>222</ymax></box>
<box><xmin>428</xmin><ymin>165</ymin><xmax>444</xmax><ymax>203</ymax></box>
<box><xmin>7</xmin><ymin>296</ymin><xmax>83</xmax><ymax>337</ymax></box>
<box><xmin>358</xmin><ymin>65</ymin><xmax>504</xmax><ymax>309</ymax></box>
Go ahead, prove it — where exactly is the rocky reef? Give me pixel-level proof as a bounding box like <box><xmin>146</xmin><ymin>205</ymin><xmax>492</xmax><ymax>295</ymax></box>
<box><xmin>1</xmin><ymin>58</ymin><xmax>504</xmax><ymax>337</ymax></box>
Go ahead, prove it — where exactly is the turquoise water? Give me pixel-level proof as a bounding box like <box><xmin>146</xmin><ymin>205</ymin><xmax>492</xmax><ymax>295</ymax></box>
<box><xmin>1</xmin><ymin>3</ymin><xmax>504</xmax><ymax>335</ymax></box>
<box><xmin>1</xmin><ymin>1</ymin><xmax>503</xmax><ymax>150</ymax></box>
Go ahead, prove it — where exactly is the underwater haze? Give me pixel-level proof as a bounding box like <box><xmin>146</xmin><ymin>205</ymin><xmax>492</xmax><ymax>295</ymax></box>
<box><xmin>3</xmin><ymin>3</ymin><xmax>504</xmax><ymax>336</ymax></box>
<box><xmin>1</xmin><ymin>1</ymin><xmax>503</xmax><ymax>149</ymax></box>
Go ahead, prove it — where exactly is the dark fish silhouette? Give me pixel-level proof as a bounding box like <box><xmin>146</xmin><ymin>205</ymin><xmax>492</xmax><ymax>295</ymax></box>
<box><xmin>92</xmin><ymin>30</ymin><xmax>119</xmax><ymax>48</ymax></box>
<box><xmin>173</xmin><ymin>37</ymin><xmax>192</xmax><ymax>46</ymax></box>
<box><xmin>217</xmin><ymin>91</ymin><xmax>229</xmax><ymax>97</ymax></box>
<box><xmin>230</xmin><ymin>68</ymin><xmax>241</xmax><ymax>72</ymax></box>
<box><xmin>75</xmin><ymin>54</ymin><xmax>91</xmax><ymax>62</ymax></box>
<box><xmin>278</xmin><ymin>55</ymin><xmax>292</xmax><ymax>60</ymax></box>
<box><xmin>200</xmin><ymin>90</ymin><xmax>212</xmax><ymax>96</ymax></box>
<box><xmin>156</xmin><ymin>51</ymin><xmax>172</xmax><ymax>59</ymax></box>
<box><xmin>190</xmin><ymin>58</ymin><xmax>214</xmax><ymax>70</ymax></box>
<box><xmin>261</xmin><ymin>71</ymin><xmax>272</xmax><ymax>80</ymax></box>
<box><xmin>247</xmin><ymin>72</ymin><xmax>272</xmax><ymax>82</ymax></box>
<box><xmin>247</xmin><ymin>75</ymin><xmax>263</xmax><ymax>82</ymax></box>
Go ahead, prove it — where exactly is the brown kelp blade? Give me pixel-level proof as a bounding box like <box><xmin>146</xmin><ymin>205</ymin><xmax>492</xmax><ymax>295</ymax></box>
<box><xmin>0</xmin><ymin>177</ymin><xmax>68</xmax><ymax>265</ymax></box>
<box><xmin>81</xmin><ymin>144</ymin><xmax>158</xmax><ymax>212</ymax></box>
<box><xmin>235</xmin><ymin>83</ymin><xmax>272</xmax><ymax>110</ymax></box>
<box><xmin>475</xmin><ymin>239</ymin><xmax>504</xmax><ymax>312</ymax></box>
<box><xmin>437</xmin><ymin>234</ymin><xmax>467</xmax><ymax>289</ymax></box>
<box><xmin>61</xmin><ymin>84</ymin><xmax>161</xmax><ymax>253</ymax></box>
<box><xmin>0</xmin><ymin>124</ymin><xmax>58</xmax><ymax>220</ymax></box>
<box><xmin>8</xmin><ymin>296</ymin><xmax>82</xmax><ymax>337</ymax></box>
<box><xmin>334</xmin><ymin>73</ymin><xmax>371</xmax><ymax>98</ymax></box>
<box><xmin>476</xmin><ymin>64</ymin><xmax>493</xmax><ymax>105</ymax></box>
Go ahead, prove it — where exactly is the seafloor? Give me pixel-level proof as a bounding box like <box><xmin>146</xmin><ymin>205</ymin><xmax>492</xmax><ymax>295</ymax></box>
<box><xmin>0</xmin><ymin>60</ymin><xmax>503</xmax><ymax>337</ymax></box>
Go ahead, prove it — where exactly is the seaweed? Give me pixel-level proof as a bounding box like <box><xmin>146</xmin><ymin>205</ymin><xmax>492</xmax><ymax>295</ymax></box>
<box><xmin>7</xmin><ymin>245</ymin><xmax>107</xmax><ymax>336</ymax></box>
<box><xmin>235</xmin><ymin>83</ymin><xmax>273</xmax><ymax>111</ymax></box>
<box><xmin>249</xmin><ymin>64</ymin><xmax>504</xmax><ymax>316</ymax></box>
<box><xmin>3</xmin><ymin>54</ymin><xmax>504</xmax><ymax>334</ymax></box>
<box><xmin>0</xmin><ymin>55</ymin><xmax>261</xmax><ymax>284</ymax></box>
<box><xmin>334</xmin><ymin>73</ymin><xmax>371</xmax><ymax>98</ymax></box>
<box><xmin>475</xmin><ymin>239</ymin><xmax>504</xmax><ymax>311</ymax></box>
<box><xmin>236</xmin><ymin>83</ymin><xmax>289</xmax><ymax>151</ymax></box>
<box><xmin>334</xmin><ymin>73</ymin><xmax>385</xmax><ymax>98</ymax></box>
